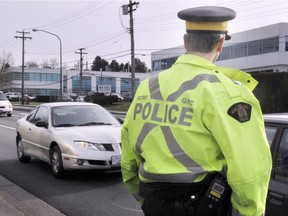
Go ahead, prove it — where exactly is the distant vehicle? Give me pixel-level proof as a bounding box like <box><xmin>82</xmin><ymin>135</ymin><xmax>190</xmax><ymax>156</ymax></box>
<box><xmin>105</xmin><ymin>93</ymin><xmax>124</xmax><ymax>102</ymax></box>
<box><xmin>16</xmin><ymin>102</ymin><xmax>122</xmax><ymax>178</ymax></box>
<box><xmin>111</xmin><ymin>93</ymin><xmax>124</xmax><ymax>102</ymax></box>
<box><xmin>75</xmin><ymin>96</ymin><xmax>85</xmax><ymax>102</ymax></box>
<box><xmin>0</xmin><ymin>91</ymin><xmax>13</xmax><ymax>117</ymax></box>
<box><xmin>24</xmin><ymin>94</ymin><xmax>35</xmax><ymax>100</ymax></box>
<box><xmin>5</xmin><ymin>92</ymin><xmax>21</xmax><ymax>101</ymax></box>
<box><xmin>264</xmin><ymin>113</ymin><xmax>288</xmax><ymax>215</ymax></box>
<box><xmin>57</xmin><ymin>95</ymin><xmax>73</xmax><ymax>102</ymax></box>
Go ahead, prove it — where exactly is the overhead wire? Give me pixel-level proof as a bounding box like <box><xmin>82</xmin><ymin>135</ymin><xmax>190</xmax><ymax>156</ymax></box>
<box><xmin>6</xmin><ymin>0</ymin><xmax>288</xmax><ymax>69</ymax></box>
<box><xmin>32</xmin><ymin>1</ymin><xmax>115</xmax><ymax>30</ymax></box>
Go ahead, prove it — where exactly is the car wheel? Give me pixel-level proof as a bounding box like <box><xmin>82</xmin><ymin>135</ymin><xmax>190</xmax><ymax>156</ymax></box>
<box><xmin>7</xmin><ymin>113</ymin><xmax>12</xmax><ymax>117</ymax></box>
<box><xmin>16</xmin><ymin>137</ymin><xmax>31</xmax><ymax>163</ymax></box>
<box><xmin>50</xmin><ymin>146</ymin><xmax>65</xmax><ymax>179</ymax></box>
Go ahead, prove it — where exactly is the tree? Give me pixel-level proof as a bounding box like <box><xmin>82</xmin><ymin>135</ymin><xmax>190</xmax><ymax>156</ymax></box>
<box><xmin>26</xmin><ymin>61</ymin><xmax>38</xmax><ymax>68</ymax></box>
<box><xmin>0</xmin><ymin>51</ymin><xmax>13</xmax><ymax>72</ymax></box>
<box><xmin>135</xmin><ymin>58</ymin><xmax>148</xmax><ymax>73</ymax></box>
<box><xmin>109</xmin><ymin>59</ymin><xmax>120</xmax><ymax>72</ymax></box>
<box><xmin>91</xmin><ymin>56</ymin><xmax>109</xmax><ymax>71</ymax></box>
<box><xmin>49</xmin><ymin>58</ymin><xmax>59</xmax><ymax>69</ymax></box>
<box><xmin>119</xmin><ymin>63</ymin><xmax>124</xmax><ymax>72</ymax></box>
<box><xmin>91</xmin><ymin>56</ymin><xmax>102</xmax><ymax>71</ymax></box>
<box><xmin>124</xmin><ymin>62</ymin><xmax>130</xmax><ymax>72</ymax></box>
<box><xmin>0</xmin><ymin>51</ymin><xmax>14</xmax><ymax>89</ymax></box>
<box><xmin>42</xmin><ymin>59</ymin><xmax>51</xmax><ymax>68</ymax></box>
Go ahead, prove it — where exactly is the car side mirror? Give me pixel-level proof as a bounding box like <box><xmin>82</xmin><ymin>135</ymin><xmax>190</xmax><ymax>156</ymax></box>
<box><xmin>35</xmin><ymin>121</ymin><xmax>48</xmax><ymax>128</ymax></box>
<box><xmin>117</xmin><ymin>117</ymin><xmax>124</xmax><ymax>124</ymax></box>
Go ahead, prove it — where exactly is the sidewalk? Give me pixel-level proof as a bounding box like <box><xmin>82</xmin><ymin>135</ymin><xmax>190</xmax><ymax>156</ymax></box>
<box><xmin>0</xmin><ymin>175</ymin><xmax>65</xmax><ymax>216</ymax></box>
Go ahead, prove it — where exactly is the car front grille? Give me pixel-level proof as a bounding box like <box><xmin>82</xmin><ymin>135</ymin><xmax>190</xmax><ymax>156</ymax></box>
<box><xmin>103</xmin><ymin>144</ymin><xmax>114</xmax><ymax>151</ymax></box>
<box><xmin>87</xmin><ymin>160</ymin><xmax>107</xmax><ymax>166</ymax></box>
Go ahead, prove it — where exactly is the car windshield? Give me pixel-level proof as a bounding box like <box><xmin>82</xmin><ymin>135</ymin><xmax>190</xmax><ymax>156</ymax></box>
<box><xmin>0</xmin><ymin>92</ymin><xmax>8</xmax><ymax>100</ymax></box>
<box><xmin>52</xmin><ymin>105</ymin><xmax>120</xmax><ymax>127</ymax></box>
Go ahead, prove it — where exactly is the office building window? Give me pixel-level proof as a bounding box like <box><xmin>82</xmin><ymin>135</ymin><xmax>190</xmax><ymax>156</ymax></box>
<box><xmin>248</xmin><ymin>40</ymin><xmax>260</xmax><ymax>56</ymax></box>
<box><xmin>96</xmin><ymin>76</ymin><xmax>116</xmax><ymax>92</ymax></box>
<box><xmin>152</xmin><ymin>57</ymin><xmax>177</xmax><ymax>71</ymax></box>
<box><xmin>218</xmin><ymin>36</ymin><xmax>279</xmax><ymax>61</ymax></box>
<box><xmin>263</xmin><ymin>38</ymin><xmax>278</xmax><ymax>53</ymax></box>
<box><xmin>72</xmin><ymin>76</ymin><xmax>91</xmax><ymax>95</ymax></box>
<box><xmin>233</xmin><ymin>43</ymin><xmax>247</xmax><ymax>58</ymax></box>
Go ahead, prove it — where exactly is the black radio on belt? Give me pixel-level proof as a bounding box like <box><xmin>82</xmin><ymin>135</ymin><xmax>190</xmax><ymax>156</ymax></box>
<box><xmin>196</xmin><ymin>173</ymin><xmax>232</xmax><ymax>216</ymax></box>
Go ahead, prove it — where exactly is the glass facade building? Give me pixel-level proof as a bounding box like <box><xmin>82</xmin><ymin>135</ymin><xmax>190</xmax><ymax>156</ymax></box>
<box><xmin>151</xmin><ymin>23</ymin><xmax>288</xmax><ymax>74</ymax></box>
<box><xmin>1</xmin><ymin>68</ymin><xmax>148</xmax><ymax>98</ymax></box>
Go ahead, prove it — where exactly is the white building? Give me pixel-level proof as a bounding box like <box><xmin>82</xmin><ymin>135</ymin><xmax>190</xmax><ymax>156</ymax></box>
<box><xmin>2</xmin><ymin>67</ymin><xmax>150</xmax><ymax>98</ymax></box>
<box><xmin>151</xmin><ymin>23</ymin><xmax>288</xmax><ymax>75</ymax></box>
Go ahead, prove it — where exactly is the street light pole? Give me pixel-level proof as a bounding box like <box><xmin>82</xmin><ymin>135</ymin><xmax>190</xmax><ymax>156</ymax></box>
<box><xmin>32</xmin><ymin>29</ymin><xmax>62</xmax><ymax>101</ymax></box>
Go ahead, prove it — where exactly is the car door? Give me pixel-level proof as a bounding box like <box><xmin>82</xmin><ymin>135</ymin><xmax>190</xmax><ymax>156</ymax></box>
<box><xmin>24</xmin><ymin>106</ymin><xmax>50</xmax><ymax>162</ymax></box>
<box><xmin>266</xmin><ymin>124</ymin><xmax>288</xmax><ymax>215</ymax></box>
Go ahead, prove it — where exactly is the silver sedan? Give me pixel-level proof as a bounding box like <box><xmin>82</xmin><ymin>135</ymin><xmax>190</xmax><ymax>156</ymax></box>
<box><xmin>16</xmin><ymin>102</ymin><xmax>122</xmax><ymax>179</ymax></box>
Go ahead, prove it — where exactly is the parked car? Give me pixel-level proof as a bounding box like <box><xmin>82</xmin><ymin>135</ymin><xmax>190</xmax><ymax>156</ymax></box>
<box><xmin>24</xmin><ymin>94</ymin><xmax>35</xmax><ymax>100</ymax></box>
<box><xmin>16</xmin><ymin>102</ymin><xmax>122</xmax><ymax>178</ymax></box>
<box><xmin>264</xmin><ymin>113</ymin><xmax>288</xmax><ymax>215</ymax></box>
<box><xmin>0</xmin><ymin>91</ymin><xmax>13</xmax><ymax>117</ymax></box>
<box><xmin>5</xmin><ymin>92</ymin><xmax>21</xmax><ymax>101</ymax></box>
<box><xmin>75</xmin><ymin>95</ymin><xmax>85</xmax><ymax>102</ymax></box>
<box><xmin>111</xmin><ymin>93</ymin><xmax>124</xmax><ymax>102</ymax></box>
<box><xmin>57</xmin><ymin>94</ymin><xmax>73</xmax><ymax>102</ymax></box>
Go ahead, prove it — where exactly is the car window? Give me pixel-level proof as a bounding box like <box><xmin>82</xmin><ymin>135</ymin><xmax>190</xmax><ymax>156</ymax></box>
<box><xmin>275</xmin><ymin>128</ymin><xmax>288</xmax><ymax>183</ymax></box>
<box><xmin>265</xmin><ymin>126</ymin><xmax>278</xmax><ymax>147</ymax></box>
<box><xmin>52</xmin><ymin>105</ymin><xmax>120</xmax><ymax>127</ymax></box>
<box><xmin>26</xmin><ymin>108</ymin><xmax>38</xmax><ymax>123</ymax></box>
<box><xmin>33</xmin><ymin>107</ymin><xmax>49</xmax><ymax>124</ymax></box>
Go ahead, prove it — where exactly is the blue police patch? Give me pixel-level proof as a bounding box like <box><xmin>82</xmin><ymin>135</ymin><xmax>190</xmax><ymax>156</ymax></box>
<box><xmin>227</xmin><ymin>102</ymin><xmax>251</xmax><ymax>123</ymax></box>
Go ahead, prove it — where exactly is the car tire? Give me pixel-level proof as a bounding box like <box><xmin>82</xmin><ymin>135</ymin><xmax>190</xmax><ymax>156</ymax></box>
<box><xmin>50</xmin><ymin>145</ymin><xmax>66</xmax><ymax>179</ymax></box>
<box><xmin>16</xmin><ymin>137</ymin><xmax>31</xmax><ymax>163</ymax></box>
<box><xmin>7</xmin><ymin>113</ymin><xmax>12</xmax><ymax>117</ymax></box>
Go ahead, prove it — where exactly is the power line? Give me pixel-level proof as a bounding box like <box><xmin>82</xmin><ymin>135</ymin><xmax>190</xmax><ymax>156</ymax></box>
<box><xmin>32</xmin><ymin>1</ymin><xmax>117</xmax><ymax>30</ymax></box>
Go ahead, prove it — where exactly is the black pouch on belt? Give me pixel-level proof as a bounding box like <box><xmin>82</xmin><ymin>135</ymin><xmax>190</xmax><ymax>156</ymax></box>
<box><xmin>195</xmin><ymin>172</ymin><xmax>232</xmax><ymax>216</ymax></box>
<box><xmin>139</xmin><ymin>174</ymin><xmax>216</xmax><ymax>216</ymax></box>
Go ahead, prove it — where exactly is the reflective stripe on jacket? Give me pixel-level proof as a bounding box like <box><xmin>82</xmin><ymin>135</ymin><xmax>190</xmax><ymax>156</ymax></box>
<box><xmin>121</xmin><ymin>54</ymin><xmax>272</xmax><ymax>216</ymax></box>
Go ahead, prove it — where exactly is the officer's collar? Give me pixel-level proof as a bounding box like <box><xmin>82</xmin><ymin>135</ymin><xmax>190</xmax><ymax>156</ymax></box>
<box><xmin>175</xmin><ymin>54</ymin><xmax>258</xmax><ymax>91</ymax></box>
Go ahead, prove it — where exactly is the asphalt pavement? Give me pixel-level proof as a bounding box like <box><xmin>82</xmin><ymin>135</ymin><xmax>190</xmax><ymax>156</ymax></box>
<box><xmin>0</xmin><ymin>105</ymin><xmax>66</xmax><ymax>216</ymax></box>
<box><xmin>0</xmin><ymin>104</ymin><xmax>126</xmax><ymax>216</ymax></box>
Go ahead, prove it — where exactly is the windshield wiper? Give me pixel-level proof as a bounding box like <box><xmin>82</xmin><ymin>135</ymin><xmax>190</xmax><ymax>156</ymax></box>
<box><xmin>78</xmin><ymin>122</ymin><xmax>112</xmax><ymax>126</ymax></box>
<box><xmin>55</xmin><ymin>124</ymin><xmax>77</xmax><ymax>127</ymax></box>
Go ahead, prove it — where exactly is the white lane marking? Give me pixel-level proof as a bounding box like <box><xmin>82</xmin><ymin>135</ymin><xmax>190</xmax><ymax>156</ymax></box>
<box><xmin>0</xmin><ymin>125</ymin><xmax>15</xmax><ymax>130</ymax></box>
<box><xmin>112</xmin><ymin>202</ymin><xmax>143</xmax><ymax>213</ymax></box>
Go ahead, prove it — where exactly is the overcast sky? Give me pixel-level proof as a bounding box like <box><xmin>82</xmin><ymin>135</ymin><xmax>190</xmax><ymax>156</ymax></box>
<box><xmin>1</xmin><ymin>0</ymin><xmax>288</xmax><ymax>70</ymax></box>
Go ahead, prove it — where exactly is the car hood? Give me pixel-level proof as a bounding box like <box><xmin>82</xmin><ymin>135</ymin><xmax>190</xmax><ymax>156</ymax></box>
<box><xmin>53</xmin><ymin>125</ymin><xmax>122</xmax><ymax>143</ymax></box>
<box><xmin>0</xmin><ymin>100</ymin><xmax>12</xmax><ymax>106</ymax></box>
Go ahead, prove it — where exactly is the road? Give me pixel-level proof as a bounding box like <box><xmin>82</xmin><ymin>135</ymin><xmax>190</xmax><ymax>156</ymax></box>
<box><xmin>0</xmin><ymin>110</ymin><xmax>143</xmax><ymax>216</ymax></box>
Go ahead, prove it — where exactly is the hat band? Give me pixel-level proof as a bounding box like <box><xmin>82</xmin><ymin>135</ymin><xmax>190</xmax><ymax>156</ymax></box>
<box><xmin>186</xmin><ymin>21</ymin><xmax>228</xmax><ymax>32</ymax></box>
<box><xmin>186</xmin><ymin>30</ymin><xmax>227</xmax><ymax>34</ymax></box>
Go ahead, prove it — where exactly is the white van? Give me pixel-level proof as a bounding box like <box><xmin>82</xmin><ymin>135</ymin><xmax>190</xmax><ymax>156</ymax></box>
<box><xmin>0</xmin><ymin>91</ymin><xmax>13</xmax><ymax>117</ymax></box>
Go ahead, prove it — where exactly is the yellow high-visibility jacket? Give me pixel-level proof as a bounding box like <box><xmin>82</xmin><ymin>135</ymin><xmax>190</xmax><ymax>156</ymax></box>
<box><xmin>121</xmin><ymin>54</ymin><xmax>272</xmax><ymax>216</ymax></box>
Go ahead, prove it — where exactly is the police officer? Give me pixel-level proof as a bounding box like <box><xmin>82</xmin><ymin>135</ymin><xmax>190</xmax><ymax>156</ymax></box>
<box><xmin>121</xmin><ymin>6</ymin><xmax>272</xmax><ymax>216</ymax></box>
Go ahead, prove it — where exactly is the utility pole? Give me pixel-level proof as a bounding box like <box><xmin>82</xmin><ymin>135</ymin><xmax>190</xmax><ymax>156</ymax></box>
<box><xmin>15</xmin><ymin>31</ymin><xmax>32</xmax><ymax>105</ymax></box>
<box><xmin>122</xmin><ymin>0</ymin><xmax>139</xmax><ymax>100</ymax></box>
<box><xmin>75</xmin><ymin>48</ymin><xmax>87</xmax><ymax>95</ymax></box>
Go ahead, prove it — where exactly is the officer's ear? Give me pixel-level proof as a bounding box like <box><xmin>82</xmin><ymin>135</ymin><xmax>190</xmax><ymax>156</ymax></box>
<box><xmin>183</xmin><ymin>34</ymin><xmax>188</xmax><ymax>51</ymax></box>
<box><xmin>212</xmin><ymin>37</ymin><xmax>225</xmax><ymax>63</ymax></box>
<box><xmin>216</xmin><ymin>37</ymin><xmax>225</xmax><ymax>53</ymax></box>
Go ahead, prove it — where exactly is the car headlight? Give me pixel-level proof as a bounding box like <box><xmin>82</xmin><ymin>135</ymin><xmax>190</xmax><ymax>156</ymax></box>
<box><xmin>74</xmin><ymin>141</ymin><xmax>106</xmax><ymax>151</ymax></box>
<box><xmin>5</xmin><ymin>104</ymin><xmax>12</xmax><ymax>108</ymax></box>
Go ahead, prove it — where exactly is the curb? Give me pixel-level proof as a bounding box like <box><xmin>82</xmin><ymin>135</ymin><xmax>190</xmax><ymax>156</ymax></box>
<box><xmin>0</xmin><ymin>175</ymin><xmax>65</xmax><ymax>216</ymax></box>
